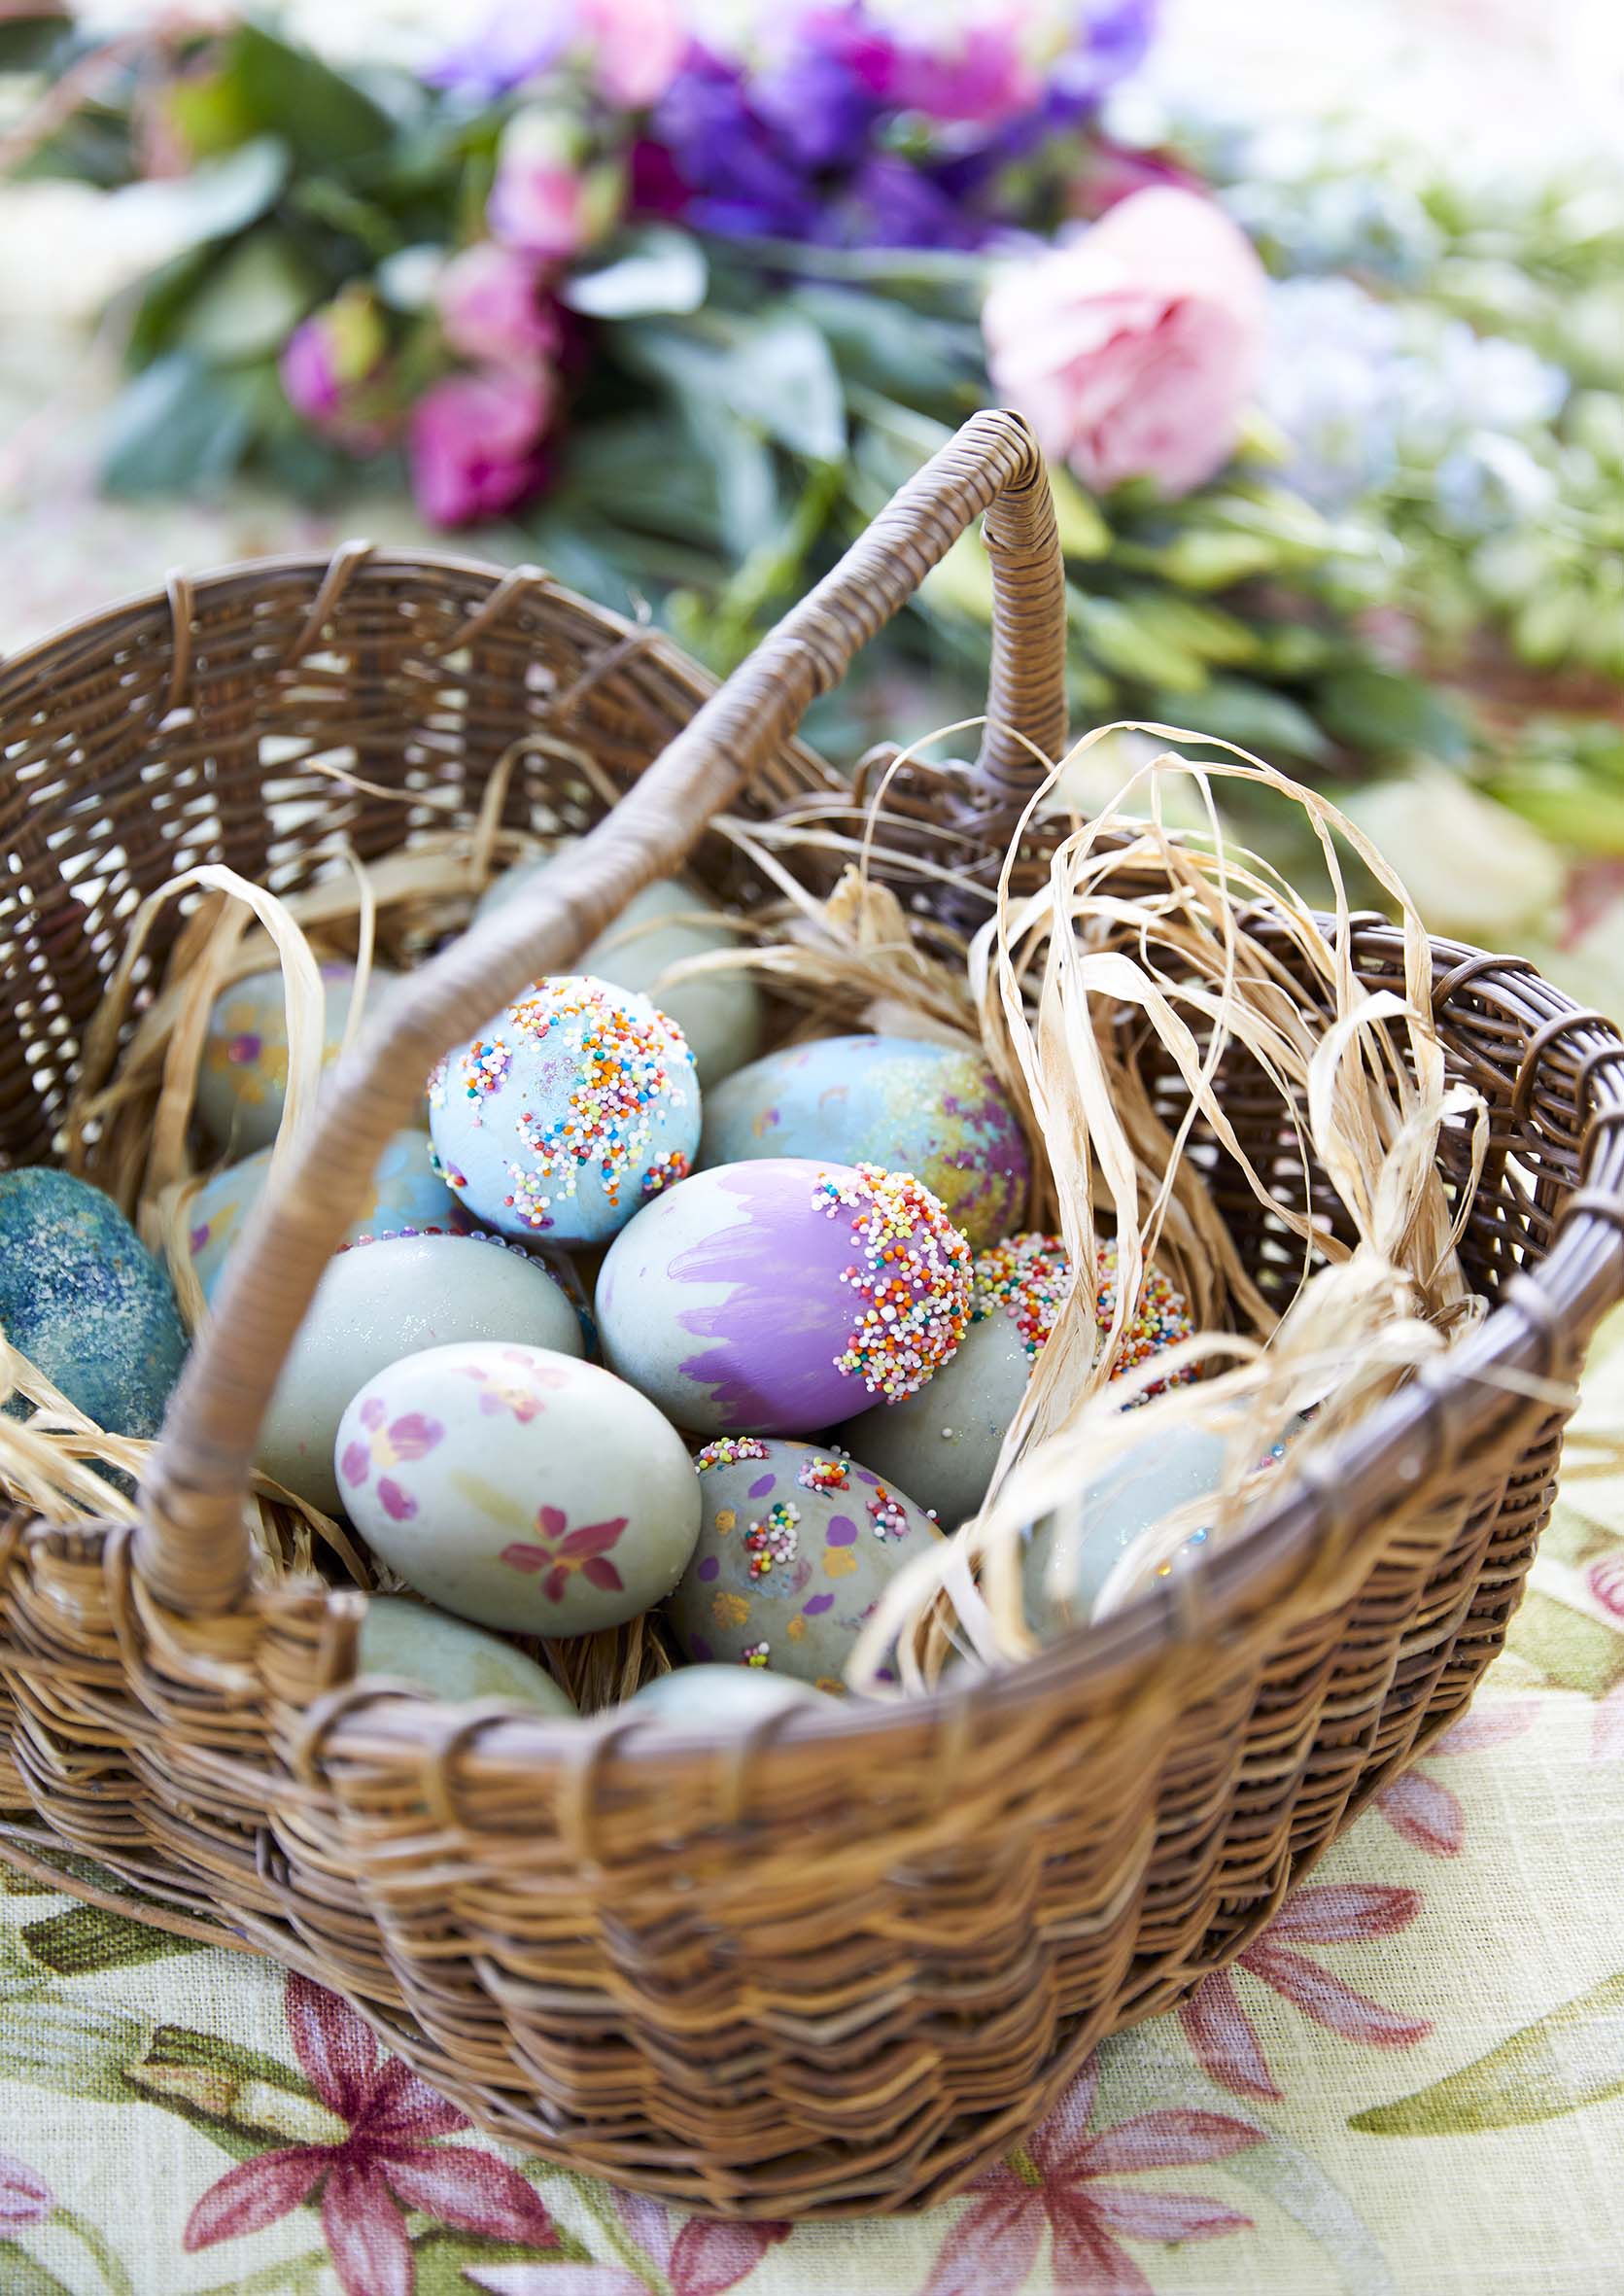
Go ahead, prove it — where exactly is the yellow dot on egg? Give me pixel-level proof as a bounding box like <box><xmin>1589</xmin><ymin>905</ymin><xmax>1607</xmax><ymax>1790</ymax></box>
<box><xmin>714</xmin><ymin>1509</ymin><xmax>736</xmax><ymax>1536</ymax></box>
<box><xmin>786</xmin><ymin>1616</ymin><xmax>808</xmax><ymax>1642</ymax></box>
<box><xmin>712</xmin><ymin>1591</ymin><xmax>750</xmax><ymax>1629</ymax></box>
<box><xmin>823</xmin><ymin>1548</ymin><xmax>858</xmax><ymax>1579</ymax></box>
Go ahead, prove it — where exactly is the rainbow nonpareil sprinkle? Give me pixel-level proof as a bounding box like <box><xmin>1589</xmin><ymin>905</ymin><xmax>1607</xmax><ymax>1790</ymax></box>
<box><xmin>696</xmin><ymin>1436</ymin><xmax>773</xmax><ymax>1473</ymax></box>
<box><xmin>743</xmin><ymin>1499</ymin><xmax>800</xmax><ymax>1577</ymax></box>
<box><xmin>815</xmin><ymin>1163</ymin><xmax>971</xmax><ymax>1404</ymax></box>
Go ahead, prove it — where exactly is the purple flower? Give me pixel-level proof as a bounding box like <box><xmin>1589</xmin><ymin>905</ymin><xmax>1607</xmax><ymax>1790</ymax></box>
<box><xmin>279</xmin><ymin>292</ymin><xmax>390</xmax><ymax>446</ymax></box>
<box><xmin>431</xmin><ymin>0</ymin><xmax>688</xmax><ymax>108</ymax></box>
<box><xmin>884</xmin><ymin>23</ymin><xmax>1038</xmax><ymax>128</ymax></box>
<box><xmin>437</xmin><ymin>242</ymin><xmax>560</xmax><ymax>365</ymax></box>
<box><xmin>409</xmin><ymin>367</ymin><xmax>553</xmax><ymax>527</ymax></box>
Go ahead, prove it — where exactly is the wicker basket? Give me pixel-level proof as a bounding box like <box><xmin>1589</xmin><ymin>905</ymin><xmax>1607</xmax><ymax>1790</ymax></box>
<box><xmin>2</xmin><ymin>411</ymin><xmax>1623</xmax><ymax>2220</ymax></box>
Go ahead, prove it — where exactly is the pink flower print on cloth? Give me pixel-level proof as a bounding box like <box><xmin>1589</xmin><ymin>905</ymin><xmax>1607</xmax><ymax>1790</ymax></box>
<box><xmin>455</xmin><ymin>1348</ymin><xmax>570</xmax><ymax>1422</ymax></box>
<box><xmin>339</xmin><ymin>1396</ymin><xmax>444</xmax><ymax>1520</ymax></box>
<box><xmin>500</xmin><ymin>1504</ymin><xmax>629</xmax><ymax>1603</ymax></box>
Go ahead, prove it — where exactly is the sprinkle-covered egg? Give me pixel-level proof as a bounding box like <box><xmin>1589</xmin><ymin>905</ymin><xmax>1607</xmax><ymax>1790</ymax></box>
<box><xmin>666</xmin><ymin>1437</ymin><xmax>940</xmax><ymax>1688</ymax></box>
<box><xmin>700</xmin><ymin>1033</ymin><xmax>1028</xmax><ymax>1250</ymax></box>
<box><xmin>595</xmin><ymin>1158</ymin><xmax>973</xmax><ymax>1435</ymax></box>
<box><xmin>335</xmin><ymin>1342</ymin><xmax>701</xmax><ymax>1637</ymax></box>
<box><xmin>357</xmin><ymin>1595</ymin><xmax>577</xmax><ymax>1715</ymax></box>
<box><xmin>197</xmin><ymin>960</ymin><xmax>399</xmax><ymax>1155</ymax></box>
<box><xmin>477</xmin><ymin>853</ymin><xmax>764</xmax><ymax>1089</ymax></box>
<box><xmin>429</xmin><ymin>973</ymin><xmax>700</xmax><ymax>1248</ymax></box>
<box><xmin>0</xmin><ymin>1169</ymin><xmax>189</xmax><ymax>1438</ymax></box>
<box><xmin>189</xmin><ymin>1128</ymin><xmax>472</xmax><ymax>1305</ymax></box>
<box><xmin>259</xmin><ymin>1232</ymin><xmax>582</xmax><ymax>1513</ymax></box>
<box><xmin>836</xmin><ymin>1233</ymin><xmax>1195</xmax><ymax>1527</ymax></box>
<box><xmin>626</xmin><ymin>1663</ymin><xmax>832</xmax><ymax>1724</ymax></box>
<box><xmin>1022</xmin><ymin>1418</ymin><xmax>1296</xmax><ymax>1632</ymax></box>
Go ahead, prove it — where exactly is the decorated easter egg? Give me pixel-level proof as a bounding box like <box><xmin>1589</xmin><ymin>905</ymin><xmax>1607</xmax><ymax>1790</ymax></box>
<box><xmin>197</xmin><ymin>961</ymin><xmax>400</xmax><ymax>1155</ymax></box>
<box><xmin>335</xmin><ymin>1342</ymin><xmax>702</xmax><ymax>1636</ymax></box>
<box><xmin>258</xmin><ymin>1232</ymin><xmax>582</xmax><ymax>1513</ymax></box>
<box><xmin>700</xmin><ymin>1033</ymin><xmax>1028</xmax><ymax>1249</ymax></box>
<box><xmin>0</xmin><ymin>1168</ymin><xmax>188</xmax><ymax>1437</ymax></box>
<box><xmin>477</xmin><ymin>853</ymin><xmax>764</xmax><ymax>1090</ymax></box>
<box><xmin>595</xmin><ymin>1158</ymin><xmax>973</xmax><ymax>1436</ymax></box>
<box><xmin>357</xmin><ymin>1595</ymin><xmax>577</xmax><ymax>1715</ymax></box>
<box><xmin>626</xmin><ymin>1663</ymin><xmax>832</xmax><ymax>1724</ymax></box>
<box><xmin>837</xmin><ymin>1233</ymin><xmax>1195</xmax><ymax>1528</ymax></box>
<box><xmin>429</xmin><ymin>973</ymin><xmax>700</xmax><ymax>1248</ymax></box>
<box><xmin>667</xmin><ymin>1437</ymin><xmax>940</xmax><ymax>1688</ymax></box>
<box><xmin>189</xmin><ymin>1128</ymin><xmax>472</xmax><ymax>1305</ymax></box>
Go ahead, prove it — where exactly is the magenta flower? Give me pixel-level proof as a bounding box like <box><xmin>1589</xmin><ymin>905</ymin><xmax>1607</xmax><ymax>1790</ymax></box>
<box><xmin>280</xmin><ymin>291</ymin><xmax>388</xmax><ymax>433</ymax></box>
<box><xmin>916</xmin><ymin>2053</ymin><xmax>1261</xmax><ymax>2296</ymax></box>
<box><xmin>1179</xmin><ymin>1884</ymin><xmax>1432</xmax><ymax>2104</ymax></box>
<box><xmin>0</xmin><ymin>2151</ymin><xmax>53</xmax><ymax>2227</ymax></box>
<box><xmin>1373</xmin><ymin>1702</ymin><xmax>1536</xmax><ymax>1859</ymax></box>
<box><xmin>500</xmin><ymin>1503</ymin><xmax>628</xmax><ymax>1601</ymax></box>
<box><xmin>471</xmin><ymin>2185</ymin><xmax>789</xmax><ymax>2295</ymax></box>
<box><xmin>1588</xmin><ymin>1550</ymin><xmax>1624</xmax><ymax>1621</ymax></box>
<box><xmin>886</xmin><ymin>24</ymin><xmax>1038</xmax><ymax>128</ymax></box>
<box><xmin>184</xmin><ymin>1975</ymin><xmax>555</xmax><ymax>2296</ymax></box>
<box><xmin>489</xmin><ymin>108</ymin><xmax>624</xmax><ymax>261</ymax></box>
<box><xmin>578</xmin><ymin>0</ymin><xmax>688</xmax><ymax>110</ymax></box>
<box><xmin>408</xmin><ymin>367</ymin><xmax>553</xmax><ymax>527</ymax></box>
<box><xmin>438</xmin><ymin>242</ymin><xmax>561</xmax><ymax>366</ymax></box>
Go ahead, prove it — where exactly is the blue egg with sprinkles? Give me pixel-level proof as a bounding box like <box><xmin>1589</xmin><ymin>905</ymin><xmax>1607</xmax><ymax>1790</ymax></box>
<box><xmin>188</xmin><ymin>1127</ymin><xmax>474</xmax><ymax>1305</ymax></box>
<box><xmin>429</xmin><ymin>974</ymin><xmax>701</xmax><ymax>1248</ymax></box>
<box><xmin>0</xmin><ymin>1167</ymin><xmax>188</xmax><ymax>1437</ymax></box>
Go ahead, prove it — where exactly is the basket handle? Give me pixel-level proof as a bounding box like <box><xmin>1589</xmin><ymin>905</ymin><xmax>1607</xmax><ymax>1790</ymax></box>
<box><xmin>136</xmin><ymin>407</ymin><xmax>1066</xmax><ymax>1613</ymax></box>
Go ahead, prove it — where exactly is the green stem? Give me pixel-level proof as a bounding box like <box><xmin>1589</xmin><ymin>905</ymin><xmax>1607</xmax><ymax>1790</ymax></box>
<box><xmin>190</xmin><ymin>2247</ymin><xmax>329</xmax><ymax>2296</ymax></box>
<box><xmin>558</xmin><ymin>2179</ymin><xmax>671</xmax><ymax>2296</ymax></box>
<box><xmin>51</xmin><ymin>2208</ymin><xmax>135</xmax><ymax>2296</ymax></box>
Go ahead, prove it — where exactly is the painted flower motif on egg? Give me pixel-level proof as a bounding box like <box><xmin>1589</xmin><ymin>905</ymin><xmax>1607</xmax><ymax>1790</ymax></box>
<box><xmin>429</xmin><ymin>973</ymin><xmax>700</xmax><ymax>1247</ymax></box>
<box><xmin>335</xmin><ymin>1341</ymin><xmax>702</xmax><ymax>1637</ymax></box>
<box><xmin>197</xmin><ymin>960</ymin><xmax>398</xmax><ymax>1155</ymax></box>
<box><xmin>188</xmin><ymin>1127</ymin><xmax>472</xmax><ymax>1304</ymax></box>
<box><xmin>595</xmin><ymin>1158</ymin><xmax>973</xmax><ymax>1435</ymax></box>
<box><xmin>700</xmin><ymin>1033</ymin><xmax>1029</xmax><ymax>1249</ymax></box>
<box><xmin>666</xmin><ymin>1437</ymin><xmax>941</xmax><ymax>1688</ymax></box>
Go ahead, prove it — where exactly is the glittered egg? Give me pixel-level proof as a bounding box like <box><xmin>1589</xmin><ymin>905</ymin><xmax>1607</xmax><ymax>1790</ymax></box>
<box><xmin>259</xmin><ymin>1232</ymin><xmax>582</xmax><ymax>1513</ymax></box>
<box><xmin>335</xmin><ymin>1342</ymin><xmax>702</xmax><ymax>1637</ymax></box>
<box><xmin>197</xmin><ymin>960</ymin><xmax>399</xmax><ymax>1155</ymax></box>
<box><xmin>429</xmin><ymin>973</ymin><xmax>700</xmax><ymax>1248</ymax></box>
<box><xmin>701</xmin><ymin>1033</ymin><xmax>1028</xmax><ymax>1250</ymax></box>
<box><xmin>0</xmin><ymin>1169</ymin><xmax>189</xmax><ymax>1438</ymax></box>
<box><xmin>595</xmin><ymin>1158</ymin><xmax>973</xmax><ymax>1436</ymax></box>
<box><xmin>837</xmin><ymin>1233</ymin><xmax>1195</xmax><ymax>1528</ymax></box>
<box><xmin>189</xmin><ymin>1128</ymin><xmax>472</xmax><ymax>1305</ymax></box>
<box><xmin>666</xmin><ymin>1437</ymin><xmax>940</xmax><ymax>1688</ymax></box>
<box><xmin>358</xmin><ymin>1596</ymin><xmax>577</xmax><ymax>1715</ymax></box>
<box><xmin>626</xmin><ymin>1663</ymin><xmax>832</xmax><ymax>1724</ymax></box>
<box><xmin>477</xmin><ymin>854</ymin><xmax>764</xmax><ymax>1089</ymax></box>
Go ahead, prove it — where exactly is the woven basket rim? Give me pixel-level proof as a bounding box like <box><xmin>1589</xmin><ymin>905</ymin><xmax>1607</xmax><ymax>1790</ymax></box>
<box><xmin>6</xmin><ymin>544</ymin><xmax>1624</xmax><ymax>1764</ymax></box>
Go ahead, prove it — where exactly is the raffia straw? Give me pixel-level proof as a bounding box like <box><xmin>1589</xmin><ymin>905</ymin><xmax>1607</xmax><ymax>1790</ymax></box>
<box><xmin>848</xmin><ymin>725</ymin><xmax>1489</xmax><ymax>1689</ymax></box>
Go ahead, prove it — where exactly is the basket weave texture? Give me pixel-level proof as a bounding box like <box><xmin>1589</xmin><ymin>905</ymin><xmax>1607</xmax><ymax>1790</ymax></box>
<box><xmin>2</xmin><ymin>412</ymin><xmax>1624</xmax><ymax>2218</ymax></box>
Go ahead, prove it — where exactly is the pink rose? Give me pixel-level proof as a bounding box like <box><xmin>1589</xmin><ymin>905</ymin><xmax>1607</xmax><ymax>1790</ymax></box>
<box><xmin>983</xmin><ymin>186</ymin><xmax>1268</xmax><ymax>499</ymax></box>
<box><xmin>408</xmin><ymin>367</ymin><xmax>553</xmax><ymax>527</ymax></box>
<box><xmin>437</xmin><ymin>242</ymin><xmax>560</xmax><ymax>365</ymax></box>
<box><xmin>488</xmin><ymin>108</ymin><xmax>624</xmax><ymax>261</ymax></box>
<box><xmin>578</xmin><ymin>0</ymin><xmax>687</xmax><ymax>110</ymax></box>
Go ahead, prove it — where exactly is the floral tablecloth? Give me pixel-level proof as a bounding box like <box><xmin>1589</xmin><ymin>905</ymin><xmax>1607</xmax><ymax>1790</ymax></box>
<box><xmin>5</xmin><ymin>1338</ymin><xmax>1624</xmax><ymax>2296</ymax></box>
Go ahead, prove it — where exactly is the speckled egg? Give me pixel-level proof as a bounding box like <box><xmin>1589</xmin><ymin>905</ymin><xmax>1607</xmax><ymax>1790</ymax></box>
<box><xmin>0</xmin><ymin>1168</ymin><xmax>188</xmax><ymax>1437</ymax></box>
<box><xmin>335</xmin><ymin>1342</ymin><xmax>702</xmax><ymax>1637</ymax></box>
<box><xmin>666</xmin><ymin>1437</ymin><xmax>941</xmax><ymax>1688</ymax></box>
<box><xmin>836</xmin><ymin>1233</ymin><xmax>1195</xmax><ymax>1528</ymax></box>
<box><xmin>259</xmin><ymin>1232</ymin><xmax>582</xmax><ymax>1513</ymax></box>
<box><xmin>477</xmin><ymin>853</ymin><xmax>764</xmax><ymax>1089</ymax></box>
<box><xmin>429</xmin><ymin>973</ymin><xmax>700</xmax><ymax>1248</ymax></box>
<box><xmin>595</xmin><ymin>1158</ymin><xmax>973</xmax><ymax>1436</ymax></box>
<box><xmin>626</xmin><ymin>1663</ymin><xmax>832</xmax><ymax>1724</ymax></box>
<box><xmin>189</xmin><ymin>1128</ymin><xmax>472</xmax><ymax>1305</ymax></box>
<box><xmin>197</xmin><ymin>960</ymin><xmax>400</xmax><ymax>1155</ymax></box>
<box><xmin>700</xmin><ymin>1034</ymin><xmax>1028</xmax><ymax>1250</ymax></box>
<box><xmin>357</xmin><ymin>1595</ymin><xmax>577</xmax><ymax>1715</ymax></box>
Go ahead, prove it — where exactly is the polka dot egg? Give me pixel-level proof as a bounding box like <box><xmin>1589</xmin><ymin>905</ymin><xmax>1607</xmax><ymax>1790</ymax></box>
<box><xmin>429</xmin><ymin>973</ymin><xmax>700</xmax><ymax>1247</ymax></box>
<box><xmin>335</xmin><ymin>1341</ymin><xmax>702</xmax><ymax>1638</ymax></box>
<box><xmin>701</xmin><ymin>1032</ymin><xmax>1029</xmax><ymax>1249</ymax></box>
<box><xmin>595</xmin><ymin>1158</ymin><xmax>973</xmax><ymax>1435</ymax></box>
<box><xmin>189</xmin><ymin>1128</ymin><xmax>472</xmax><ymax>1305</ymax></box>
<box><xmin>197</xmin><ymin>960</ymin><xmax>398</xmax><ymax>1155</ymax></box>
<box><xmin>667</xmin><ymin>1437</ymin><xmax>941</xmax><ymax>1689</ymax></box>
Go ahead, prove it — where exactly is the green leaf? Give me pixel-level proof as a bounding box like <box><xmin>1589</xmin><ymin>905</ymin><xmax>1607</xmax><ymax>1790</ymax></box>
<box><xmin>0</xmin><ymin>2243</ymin><xmax>76</xmax><ymax>2296</ymax></box>
<box><xmin>1171</xmin><ymin>677</ymin><xmax>1333</xmax><ymax>764</ymax></box>
<box><xmin>1316</xmin><ymin>665</ymin><xmax>1473</xmax><ymax>764</ymax></box>
<box><xmin>174</xmin><ymin>230</ymin><xmax>321</xmax><ymax>362</ymax></box>
<box><xmin>1353</xmin><ymin>1972</ymin><xmax>1624</xmax><ymax>2136</ymax></box>
<box><xmin>0</xmin><ymin>13</ymin><xmax>73</xmax><ymax>72</ymax></box>
<box><xmin>146</xmin><ymin>135</ymin><xmax>290</xmax><ymax>248</ymax></box>
<box><xmin>101</xmin><ymin>356</ymin><xmax>254</xmax><ymax>494</ymax></box>
<box><xmin>784</xmin><ymin>282</ymin><xmax>975</xmax><ymax>402</ymax></box>
<box><xmin>922</xmin><ymin>530</ymin><xmax>996</xmax><ymax>621</ymax></box>
<box><xmin>1154</xmin><ymin>526</ymin><xmax>1285</xmax><ymax>588</ymax></box>
<box><xmin>1505</xmin><ymin>1586</ymin><xmax>1624</xmax><ymax>1694</ymax></box>
<box><xmin>1491</xmin><ymin>763</ymin><xmax>1624</xmax><ymax>854</ymax></box>
<box><xmin>629</xmin><ymin>312</ymin><xmax>846</xmax><ymax>462</ymax></box>
<box><xmin>681</xmin><ymin>398</ymin><xmax>781</xmax><ymax>560</ymax></box>
<box><xmin>223</xmin><ymin>23</ymin><xmax>395</xmax><ymax>168</ymax></box>
<box><xmin>1071</xmin><ymin>593</ymin><xmax>1208</xmax><ymax>693</ymax></box>
<box><xmin>21</xmin><ymin>1902</ymin><xmax>207</xmax><ymax>1975</ymax></box>
<box><xmin>563</xmin><ymin>226</ymin><xmax>708</xmax><ymax>319</ymax></box>
<box><xmin>1048</xmin><ymin>466</ymin><xmax>1112</xmax><ymax>561</ymax></box>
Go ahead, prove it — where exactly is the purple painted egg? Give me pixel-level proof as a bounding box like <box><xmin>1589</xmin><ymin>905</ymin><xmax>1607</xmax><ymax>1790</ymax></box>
<box><xmin>593</xmin><ymin>1158</ymin><xmax>974</xmax><ymax>1435</ymax></box>
<box><xmin>666</xmin><ymin>1437</ymin><xmax>941</xmax><ymax>1688</ymax></box>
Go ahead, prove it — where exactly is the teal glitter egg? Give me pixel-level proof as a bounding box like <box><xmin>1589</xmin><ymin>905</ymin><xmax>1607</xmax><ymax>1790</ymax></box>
<box><xmin>0</xmin><ymin>1168</ymin><xmax>189</xmax><ymax>1437</ymax></box>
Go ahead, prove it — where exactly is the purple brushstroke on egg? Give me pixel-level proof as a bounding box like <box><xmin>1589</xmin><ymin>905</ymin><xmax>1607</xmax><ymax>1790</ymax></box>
<box><xmin>748</xmin><ymin>1473</ymin><xmax>776</xmax><ymax>1498</ymax></box>
<box><xmin>691</xmin><ymin>1636</ymin><xmax>713</xmax><ymax>1660</ymax></box>
<box><xmin>803</xmin><ymin>1593</ymin><xmax>836</xmax><ymax>1616</ymax></box>
<box><xmin>827</xmin><ymin>1515</ymin><xmax>858</xmax><ymax>1546</ymax></box>
<box><xmin>698</xmin><ymin>1555</ymin><xmax>720</xmax><ymax>1581</ymax></box>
